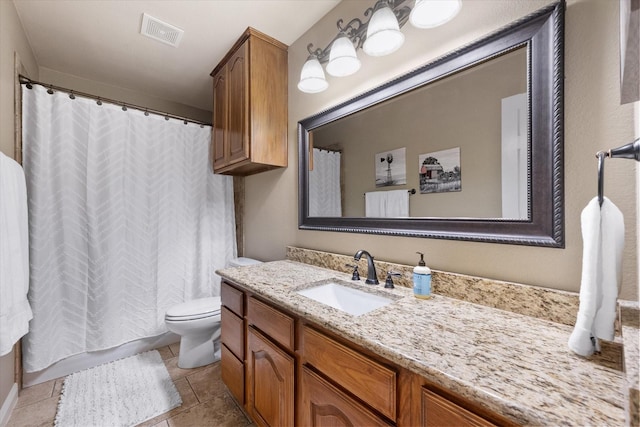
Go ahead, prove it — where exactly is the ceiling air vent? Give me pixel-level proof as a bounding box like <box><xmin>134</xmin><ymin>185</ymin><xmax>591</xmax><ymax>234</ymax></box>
<box><xmin>140</xmin><ymin>13</ymin><xmax>184</xmax><ymax>47</ymax></box>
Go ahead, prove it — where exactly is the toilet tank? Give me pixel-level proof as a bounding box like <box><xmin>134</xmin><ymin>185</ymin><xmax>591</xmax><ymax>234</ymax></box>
<box><xmin>228</xmin><ymin>257</ymin><xmax>262</xmax><ymax>267</ymax></box>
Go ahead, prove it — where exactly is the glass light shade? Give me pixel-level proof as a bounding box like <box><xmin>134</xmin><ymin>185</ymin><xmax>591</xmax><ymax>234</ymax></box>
<box><xmin>326</xmin><ymin>35</ymin><xmax>361</xmax><ymax>77</ymax></box>
<box><xmin>410</xmin><ymin>0</ymin><xmax>462</xmax><ymax>29</ymax></box>
<box><xmin>362</xmin><ymin>4</ymin><xmax>405</xmax><ymax>57</ymax></box>
<box><xmin>297</xmin><ymin>56</ymin><xmax>329</xmax><ymax>93</ymax></box>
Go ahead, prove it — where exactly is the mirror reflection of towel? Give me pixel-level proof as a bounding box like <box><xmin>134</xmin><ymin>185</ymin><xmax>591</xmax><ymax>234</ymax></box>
<box><xmin>568</xmin><ymin>197</ymin><xmax>624</xmax><ymax>357</ymax></box>
<box><xmin>365</xmin><ymin>190</ymin><xmax>409</xmax><ymax>217</ymax></box>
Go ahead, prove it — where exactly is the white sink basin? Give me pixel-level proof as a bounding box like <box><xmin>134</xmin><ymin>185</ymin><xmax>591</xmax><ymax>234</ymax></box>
<box><xmin>296</xmin><ymin>281</ymin><xmax>396</xmax><ymax>316</ymax></box>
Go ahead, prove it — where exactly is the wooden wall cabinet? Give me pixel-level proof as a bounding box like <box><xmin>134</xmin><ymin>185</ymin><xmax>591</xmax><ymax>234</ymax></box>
<box><xmin>210</xmin><ymin>27</ymin><xmax>288</xmax><ymax>176</ymax></box>
<box><xmin>219</xmin><ymin>280</ymin><xmax>513</xmax><ymax>427</ymax></box>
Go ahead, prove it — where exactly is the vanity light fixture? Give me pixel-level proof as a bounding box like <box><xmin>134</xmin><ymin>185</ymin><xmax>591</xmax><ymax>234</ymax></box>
<box><xmin>297</xmin><ymin>0</ymin><xmax>462</xmax><ymax>93</ymax></box>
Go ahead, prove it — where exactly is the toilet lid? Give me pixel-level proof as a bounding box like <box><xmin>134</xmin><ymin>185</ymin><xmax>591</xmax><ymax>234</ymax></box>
<box><xmin>165</xmin><ymin>297</ymin><xmax>221</xmax><ymax>321</ymax></box>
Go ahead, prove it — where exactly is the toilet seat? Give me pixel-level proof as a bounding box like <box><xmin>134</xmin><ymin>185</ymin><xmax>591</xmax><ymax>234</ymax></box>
<box><xmin>165</xmin><ymin>297</ymin><xmax>221</xmax><ymax>322</ymax></box>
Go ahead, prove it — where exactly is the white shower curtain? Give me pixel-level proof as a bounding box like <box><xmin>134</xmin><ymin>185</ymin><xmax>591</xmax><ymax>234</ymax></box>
<box><xmin>21</xmin><ymin>84</ymin><xmax>236</xmax><ymax>372</ymax></box>
<box><xmin>308</xmin><ymin>148</ymin><xmax>341</xmax><ymax>217</ymax></box>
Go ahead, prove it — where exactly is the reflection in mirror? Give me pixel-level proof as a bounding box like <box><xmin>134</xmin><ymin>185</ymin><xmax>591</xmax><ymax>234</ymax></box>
<box><xmin>298</xmin><ymin>1</ymin><xmax>564</xmax><ymax>247</ymax></box>
<box><xmin>310</xmin><ymin>47</ymin><xmax>528</xmax><ymax>219</ymax></box>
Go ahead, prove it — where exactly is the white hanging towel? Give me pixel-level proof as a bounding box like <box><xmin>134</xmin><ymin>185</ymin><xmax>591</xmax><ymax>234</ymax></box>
<box><xmin>365</xmin><ymin>190</ymin><xmax>409</xmax><ymax>217</ymax></box>
<box><xmin>0</xmin><ymin>152</ymin><xmax>33</xmax><ymax>356</ymax></box>
<box><xmin>568</xmin><ymin>197</ymin><xmax>624</xmax><ymax>357</ymax></box>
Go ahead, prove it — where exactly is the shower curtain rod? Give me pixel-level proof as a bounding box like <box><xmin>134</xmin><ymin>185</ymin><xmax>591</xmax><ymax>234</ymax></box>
<box><xmin>19</xmin><ymin>75</ymin><xmax>212</xmax><ymax>127</ymax></box>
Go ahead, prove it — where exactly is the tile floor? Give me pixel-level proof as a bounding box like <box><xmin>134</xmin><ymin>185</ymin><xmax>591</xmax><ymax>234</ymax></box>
<box><xmin>7</xmin><ymin>343</ymin><xmax>255</xmax><ymax>427</ymax></box>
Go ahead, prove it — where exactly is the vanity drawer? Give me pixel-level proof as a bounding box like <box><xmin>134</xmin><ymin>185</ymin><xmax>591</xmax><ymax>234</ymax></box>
<box><xmin>302</xmin><ymin>326</ymin><xmax>397</xmax><ymax>421</ymax></box>
<box><xmin>221</xmin><ymin>343</ymin><xmax>244</xmax><ymax>405</ymax></box>
<box><xmin>221</xmin><ymin>306</ymin><xmax>244</xmax><ymax>360</ymax></box>
<box><xmin>247</xmin><ymin>296</ymin><xmax>295</xmax><ymax>352</ymax></box>
<box><xmin>421</xmin><ymin>387</ymin><xmax>495</xmax><ymax>427</ymax></box>
<box><xmin>221</xmin><ymin>281</ymin><xmax>244</xmax><ymax>316</ymax></box>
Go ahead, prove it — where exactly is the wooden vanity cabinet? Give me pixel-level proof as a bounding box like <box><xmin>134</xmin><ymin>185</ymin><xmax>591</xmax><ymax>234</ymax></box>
<box><xmin>210</xmin><ymin>27</ymin><xmax>288</xmax><ymax>176</ymax></box>
<box><xmin>219</xmin><ymin>280</ymin><xmax>513</xmax><ymax>427</ymax></box>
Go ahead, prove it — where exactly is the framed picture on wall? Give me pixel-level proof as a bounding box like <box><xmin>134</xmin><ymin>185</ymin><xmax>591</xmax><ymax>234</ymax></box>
<box><xmin>375</xmin><ymin>147</ymin><xmax>407</xmax><ymax>187</ymax></box>
<box><xmin>419</xmin><ymin>147</ymin><xmax>461</xmax><ymax>194</ymax></box>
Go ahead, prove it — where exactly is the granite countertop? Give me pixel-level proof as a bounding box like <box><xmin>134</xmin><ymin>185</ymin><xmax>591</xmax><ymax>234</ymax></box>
<box><xmin>217</xmin><ymin>260</ymin><xmax>627</xmax><ymax>426</ymax></box>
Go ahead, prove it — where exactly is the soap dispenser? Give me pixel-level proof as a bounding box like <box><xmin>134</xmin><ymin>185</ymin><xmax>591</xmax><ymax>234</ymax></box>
<box><xmin>413</xmin><ymin>252</ymin><xmax>432</xmax><ymax>299</ymax></box>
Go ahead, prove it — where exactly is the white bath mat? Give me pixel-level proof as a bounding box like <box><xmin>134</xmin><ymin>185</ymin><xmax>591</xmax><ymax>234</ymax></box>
<box><xmin>54</xmin><ymin>350</ymin><xmax>182</xmax><ymax>427</ymax></box>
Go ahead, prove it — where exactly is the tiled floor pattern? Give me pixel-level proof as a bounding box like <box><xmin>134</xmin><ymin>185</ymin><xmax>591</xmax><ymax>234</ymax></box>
<box><xmin>7</xmin><ymin>343</ymin><xmax>254</xmax><ymax>427</ymax></box>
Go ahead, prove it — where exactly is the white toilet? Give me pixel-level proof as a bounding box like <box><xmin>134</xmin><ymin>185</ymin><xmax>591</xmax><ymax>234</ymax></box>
<box><xmin>164</xmin><ymin>257</ymin><xmax>262</xmax><ymax>369</ymax></box>
<box><xmin>165</xmin><ymin>297</ymin><xmax>222</xmax><ymax>369</ymax></box>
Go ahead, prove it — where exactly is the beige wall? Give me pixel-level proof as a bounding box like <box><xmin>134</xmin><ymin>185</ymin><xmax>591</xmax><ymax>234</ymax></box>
<box><xmin>0</xmin><ymin>0</ymin><xmax>38</xmax><ymax>413</ymax></box>
<box><xmin>38</xmin><ymin>67</ymin><xmax>211</xmax><ymax>124</ymax></box>
<box><xmin>244</xmin><ymin>0</ymin><xmax>638</xmax><ymax>302</ymax></box>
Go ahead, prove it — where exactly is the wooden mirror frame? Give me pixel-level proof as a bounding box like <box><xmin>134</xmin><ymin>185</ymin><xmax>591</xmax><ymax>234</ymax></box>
<box><xmin>298</xmin><ymin>1</ymin><xmax>564</xmax><ymax>247</ymax></box>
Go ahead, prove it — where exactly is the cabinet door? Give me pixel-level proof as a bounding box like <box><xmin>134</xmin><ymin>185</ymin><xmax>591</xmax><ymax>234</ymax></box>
<box><xmin>247</xmin><ymin>327</ymin><xmax>294</xmax><ymax>427</ymax></box>
<box><xmin>227</xmin><ymin>41</ymin><xmax>250</xmax><ymax>165</ymax></box>
<box><xmin>421</xmin><ymin>388</ymin><xmax>495</xmax><ymax>427</ymax></box>
<box><xmin>300</xmin><ymin>366</ymin><xmax>392</xmax><ymax>427</ymax></box>
<box><xmin>212</xmin><ymin>67</ymin><xmax>227</xmax><ymax>170</ymax></box>
<box><xmin>221</xmin><ymin>344</ymin><xmax>244</xmax><ymax>404</ymax></box>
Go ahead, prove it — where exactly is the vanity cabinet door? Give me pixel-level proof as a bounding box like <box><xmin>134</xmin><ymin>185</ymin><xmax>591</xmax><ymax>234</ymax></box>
<box><xmin>221</xmin><ymin>344</ymin><xmax>244</xmax><ymax>404</ymax></box>
<box><xmin>421</xmin><ymin>387</ymin><xmax>495</xmax><ymax>427</ymax></box>
<box><xmin>246</xmin><ymin>326</ymin><xmax>295</xmax><ymax>427</ymax></box>
<box><xmin>300</xmin><ymin>366</ymin><xmax>392</xmax><ymax>427</ymax></box>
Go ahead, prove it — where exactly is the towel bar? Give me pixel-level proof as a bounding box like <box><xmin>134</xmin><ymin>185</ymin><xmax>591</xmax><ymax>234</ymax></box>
<box><xmin>596</xmin><ymin>137</ymin><xmax>640</xmax><ymax>206</ymax></box>
<box><xmin>363</xmin><ymin>188</ymin><xmax>416</xmax><ymax>196</ymax></box>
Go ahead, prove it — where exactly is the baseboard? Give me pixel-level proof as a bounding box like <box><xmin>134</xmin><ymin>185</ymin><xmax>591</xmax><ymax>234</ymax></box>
<box><xmin>0</xmin><ymin>383</ymin><xmax>18</xmax><ymax>427</ymax></box>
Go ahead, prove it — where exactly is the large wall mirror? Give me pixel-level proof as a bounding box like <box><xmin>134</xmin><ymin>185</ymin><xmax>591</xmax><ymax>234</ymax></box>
<box><xmin>298</xmin><ymin>1</ymin><xmax>564</xmax><ymax>247</ymax></box>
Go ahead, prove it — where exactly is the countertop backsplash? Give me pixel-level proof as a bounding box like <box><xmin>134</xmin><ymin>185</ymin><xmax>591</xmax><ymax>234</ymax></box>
<box><xmin>286</xmin><ymin>246</ymin><xmax>582</xmax><ymax>325</ymax></box>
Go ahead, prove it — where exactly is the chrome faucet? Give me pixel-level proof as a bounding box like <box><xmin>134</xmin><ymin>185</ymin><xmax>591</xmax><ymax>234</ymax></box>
<box><xmin>354</xmin><ymin>250</ymin><xmax>379</xmax><ymax>284</ymax></box>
